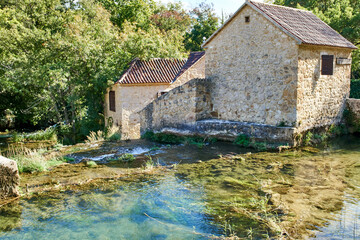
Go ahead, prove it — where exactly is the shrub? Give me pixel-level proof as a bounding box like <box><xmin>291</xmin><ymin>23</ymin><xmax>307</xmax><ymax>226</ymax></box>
<box><xmin>234</xmin><ymin>134</ymin><xmax>250</xmax><ymax>147</ymax></box>
<box><xmin>350</xmin><ymin>79</ymin><xmax>360</xmax><ymax>99</ymax></box>
<box><xmin>304</xmin><ymin>131</ymin><xmax>313</xmax><ymax>146</ymax></box>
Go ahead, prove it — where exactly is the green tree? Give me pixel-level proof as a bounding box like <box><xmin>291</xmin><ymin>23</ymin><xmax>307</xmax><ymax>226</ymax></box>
<box><xmin>184</xmin><ymin>2</ymin><xmax>219</xmax><ymax>52</ymax></box>
<box><xmin>96</xmin><ymin>0</ymin><xmax>156</xmax><ymax>30</ymax></box>
<box><xmin>274</xmin><ymin>0</ymin><xmax>360</xmax><ymax>78</ymax></box>
<box><xmin>0</xmin><ymin>0</ymin><xmax>123</xmax><ymax>139</ymax></box>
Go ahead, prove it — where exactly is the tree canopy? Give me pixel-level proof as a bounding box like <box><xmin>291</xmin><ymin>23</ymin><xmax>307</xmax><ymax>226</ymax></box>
<box><xmin>0</xmin><ymin>0</ymin><xmax>219</xmax><ymax>140</ymax></box>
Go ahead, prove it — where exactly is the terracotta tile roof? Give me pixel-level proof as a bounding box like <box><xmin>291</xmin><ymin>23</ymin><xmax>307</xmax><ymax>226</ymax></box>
<box><xmin>117</xmin><ymin>52</ymin><xmax>205</xmax><ymax>85</ymax></box>
<box><xmin>202</xmin><ymin>0</ymin><xmax>357</xmax><ymax>49</ymax></box>
<box><xmin>172</xmin><ymin>51</ymin><xmax>205</xmax><ymax>82</ymax></box>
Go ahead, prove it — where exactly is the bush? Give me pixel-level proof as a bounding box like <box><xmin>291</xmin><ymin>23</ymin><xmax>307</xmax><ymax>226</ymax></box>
<box><xmin>350</xmin><ymin>79</ymin><xmax>360</xmax><ymax>99</ymax></box>
<box><xmin>234</xmin><ymin>134</ymin><xmax>250</xmax><ymax>147</ymax></box>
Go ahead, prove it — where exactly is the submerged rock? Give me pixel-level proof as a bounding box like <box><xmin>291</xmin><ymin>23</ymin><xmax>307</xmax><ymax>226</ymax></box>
<box><xmin>0</xmin><ymin>156</ymin><xmax>20</xmax><ymax>199</ymax></box>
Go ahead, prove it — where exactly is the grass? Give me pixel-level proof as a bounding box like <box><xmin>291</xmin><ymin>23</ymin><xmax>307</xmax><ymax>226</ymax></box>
<box><xmin>5</xmin><ymin>145</ymin><xmax>66</xmax><ymax>173</ymax></box>
<box><xmin>143</xmin><ymin>154</ymin><xmax>157</xmax><ymax>171</ymax></box>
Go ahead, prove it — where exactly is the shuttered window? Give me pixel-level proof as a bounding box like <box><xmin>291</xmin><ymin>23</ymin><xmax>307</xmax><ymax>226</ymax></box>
<box><xmin>321</xmin><ymin>55</ymin><xmax>334</xmax><ymax>75</ymax></box>
<box><xmin>109</xmin><ymin>91</ymin><xmax>115</xmax><ymax>112</ymax></box>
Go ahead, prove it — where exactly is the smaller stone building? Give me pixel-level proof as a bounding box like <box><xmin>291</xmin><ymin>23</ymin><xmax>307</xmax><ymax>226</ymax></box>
<box><xmin>104</xmin><ymin>52</ymin><xmax>205</xmax><ymax>139</ymax></box>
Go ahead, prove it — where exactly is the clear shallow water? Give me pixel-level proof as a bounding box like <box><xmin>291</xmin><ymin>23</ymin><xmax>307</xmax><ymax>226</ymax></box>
<box><xmin>0</xmin><ymin>176</ymin><xmax>221</xmax><ymax>240</ymax></box>
<box><xmin>1</xmin><ymin>136</ymin><xmax>360</xmax><ymax>239</ymax></box>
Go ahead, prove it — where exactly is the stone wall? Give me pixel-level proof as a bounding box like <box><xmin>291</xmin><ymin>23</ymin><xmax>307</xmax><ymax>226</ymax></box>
<box><xmin>347</xmin><ymin>98</ymin><xmax>360</xmax><ymax>119</ymax></box>
<box><xmin>0</xmin><ymin>156</ymin><xmax>19</xmax><ymax>199</ymax></box>
<box><xmin>140</xmin><ymin>78</ymin><xmax>212</xmax><ymax>134</ymax></box>
<box><xmin>171</xmin><ymin>56</ymin><xmax>205</xmax><ymax>89</ymax></box>
<box><xmin>204</xmin><ymin>5</ymin><xmax>298</xmax><ymax>126</ymax></box>
<box><xmin>346</xmin><ymin>98</ymin><xmax>360</xmax><ymax>132</ymax></box>
<box><xmin>296</xmin><ymin>46</ymin><xmax>352</xmax><ymax>132</ymax></box>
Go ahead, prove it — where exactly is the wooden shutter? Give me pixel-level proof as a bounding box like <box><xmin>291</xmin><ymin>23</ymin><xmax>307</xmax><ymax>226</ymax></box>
<box><xmin>109</xmin><ymin>91</ymin><xmax>115</xmax><ymax>112</ymax></box>
<box><xmin>321</xmin><ymin>55</ymin><xmax>334</xmax><ymax>75</ymax></box>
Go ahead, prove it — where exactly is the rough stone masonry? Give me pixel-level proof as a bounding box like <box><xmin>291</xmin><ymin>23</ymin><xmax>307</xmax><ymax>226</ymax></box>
<box><xmin>0</xmin><ymin>156</ymin><xmax>20</xmax><ymax>199</ymax></box>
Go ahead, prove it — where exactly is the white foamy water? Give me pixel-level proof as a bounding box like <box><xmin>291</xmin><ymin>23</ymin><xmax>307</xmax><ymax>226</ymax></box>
<box><xmin>126</xmin><ymin>147</ymin><xmax>151</xmax><ymax>155</ymax></box>
<box><xmin>88</xmin><ymin>153</ymin><xmax>115</xmax><ymax>161</ymax></box>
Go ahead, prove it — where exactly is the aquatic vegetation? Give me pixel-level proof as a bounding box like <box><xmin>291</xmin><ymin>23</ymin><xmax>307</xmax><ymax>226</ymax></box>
<box><xmin>86</xmin><ymin>161</ymin><xmax>97</xmax><ymax>168</ymax></box>
<box><xmin>143</xmin><ymin>155</ymin><xmax>156</xmax><ymax>171</ymax></box>
<box><xmin>118</xmin><ymin>153</ymin><xmax>135</xmax><ymax>162</ymax></box>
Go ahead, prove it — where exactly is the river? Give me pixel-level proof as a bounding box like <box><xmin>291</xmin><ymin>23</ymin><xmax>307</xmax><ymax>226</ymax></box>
<box><xmin>0</xmin><ymin>136</ymin><xmax>359</xmax><ymax>239</ymax></box>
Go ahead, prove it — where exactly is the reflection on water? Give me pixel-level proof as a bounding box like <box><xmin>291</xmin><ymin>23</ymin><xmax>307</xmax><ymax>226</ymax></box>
<box><xmin>313</xmin><ymin>195</ymin><xmax>360</xmax><ymax>239</ymax></box>
<box><xmin>0</xmin><ymin>136</ymin><xmax>360</xmax><ymax>239</ymax></box>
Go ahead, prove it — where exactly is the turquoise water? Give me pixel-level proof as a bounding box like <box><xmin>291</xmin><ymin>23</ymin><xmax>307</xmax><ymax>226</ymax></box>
<box><xmin>1</xmin><ymin>176</ymin><xmax>221</xmax><ymax>240</ymax></box>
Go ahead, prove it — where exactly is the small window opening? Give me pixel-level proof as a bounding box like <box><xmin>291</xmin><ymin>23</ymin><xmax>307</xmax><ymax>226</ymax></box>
<box><xmin>157</xmin><ymin>90</ymin><xmax>169</xmax><ymax>98</ymax></box>
<box><xmin>245</xmin><ymin>16</ymin><xmax>250</xmax><ymax>23</ymax></box>
<box><xmin>109</xmin><ymin>91</ymin><xmax>116</xmax><ymax>112</ymax></box>
<box><xmin>321</xmin><ymin>55</ymin><xmax>334</xmax><ymax>75</ymax></box>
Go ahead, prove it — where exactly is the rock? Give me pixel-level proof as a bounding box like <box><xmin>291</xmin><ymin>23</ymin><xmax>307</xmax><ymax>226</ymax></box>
<box><xmin>0</xmin><ymin>156</ymin><xmax>20</xmax><ymax>199</ymax></box>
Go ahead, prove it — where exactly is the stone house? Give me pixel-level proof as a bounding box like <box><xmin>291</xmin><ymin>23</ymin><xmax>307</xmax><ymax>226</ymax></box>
<box><xmin>104</xmin><ymin>52</ymin><xmax>205</xmax><ymax>139</ymax></box>
<box><xmin>140</xmin><ymin>0</ymin><xmax>357</xmax><ymax>144</ymax></box>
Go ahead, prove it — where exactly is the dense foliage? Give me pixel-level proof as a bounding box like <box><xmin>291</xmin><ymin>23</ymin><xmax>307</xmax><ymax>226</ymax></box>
<box><xmin>350</xmin><ymin>79</ymin><xmax>360</xmax><ymax>99</ymax></box>
<box><xmin>274</xmin><ymin>0</ymin><xmax>360</xmax><ymax>78</ymax></box>
<box><xmin>0</xmin><ymin>0</ymin><xmax>219</xmax><ymax>142</ymax></box>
